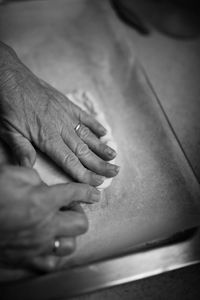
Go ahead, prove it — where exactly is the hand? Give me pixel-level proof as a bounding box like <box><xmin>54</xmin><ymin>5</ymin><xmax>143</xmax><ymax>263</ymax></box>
<box><xmin>0</xmin><ymin>43</ymin><xmax>119</xmax><ymax>186</ymax></box>
<box><xmin>0</xmin><ymin>165</ymin><xmax>100</xmax><ymax>272</ymax></box>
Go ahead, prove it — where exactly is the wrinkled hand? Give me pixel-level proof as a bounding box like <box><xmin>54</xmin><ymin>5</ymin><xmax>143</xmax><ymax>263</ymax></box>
<box><xmin>0</xmin><ymin>165</ymin><xmax>100</xmax><ymax>272</ymax></box>
<box><xmin>0</xmin><ymin>43</ymin><xmax>119</xmax><ymax>186</ymax></box>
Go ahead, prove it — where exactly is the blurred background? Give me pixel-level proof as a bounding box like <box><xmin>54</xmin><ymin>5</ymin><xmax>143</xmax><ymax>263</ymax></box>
<box><xmin>1</xmin><ymin>0</ymin><xmax>200</xmax><ymax>38</ymax></box>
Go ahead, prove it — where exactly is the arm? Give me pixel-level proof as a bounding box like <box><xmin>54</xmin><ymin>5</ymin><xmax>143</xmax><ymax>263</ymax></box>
<box><xmin>0</xmin><ymin>165</ymin><xmax>100</xmax><ymax>278</ymax></box>
<box><xmin>0</xmin><ymin>42</ymin><xmax>119</xmax><ymax>186</ymax></box>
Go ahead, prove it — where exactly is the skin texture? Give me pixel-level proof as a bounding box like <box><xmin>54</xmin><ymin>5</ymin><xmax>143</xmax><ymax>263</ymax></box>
<box><xmin>0</xmin><ymin>42</ymin><xmax>119</xmax><ymax>187</ymax></box>
<box><xmin>0</xmin><ymin>165</ymin><xmax>100</xmax><ymax>272</ymax></box>
<box><xmin>0</xmin><ymin>41</ymin><xmax>120</xmax><ymax>277</ymax></box>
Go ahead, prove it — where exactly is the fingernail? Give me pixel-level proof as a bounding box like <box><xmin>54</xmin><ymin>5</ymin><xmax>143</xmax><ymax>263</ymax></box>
<box><xmin>94</xmin><ymin>175</ymin><xmax>105</xmax><ymax>185</ymax></box>
<box><xmin>92</xmin><ymin>188</ymin><xmax>101</xmax><ymax>202</ymax></box>
<box><xmin>105</xmin><ymin>146</ymin><xmax>116</xmax><ymax>157</ymax></box>
<box><xmin>109</xmin><ymin>164</ymin><xmax>120</xmax><ymax>175</ymax></box>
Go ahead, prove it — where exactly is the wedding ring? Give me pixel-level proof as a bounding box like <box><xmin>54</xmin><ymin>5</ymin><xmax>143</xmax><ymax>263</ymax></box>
<box><xmin>74</xmin><ymin>122</ymin><xmax>81</xmax><ymax>132</ymax></box>
<box><xmin>53</xmin><ymin>239</ymin><xmax>60</xmax><ymax>253</ymax></box>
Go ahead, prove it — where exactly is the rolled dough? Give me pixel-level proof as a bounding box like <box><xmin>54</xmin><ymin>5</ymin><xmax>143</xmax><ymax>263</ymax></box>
<box><xmin>33</xmin><ymin>91</ymin><xmax>117</xmax><ymax>190</ymax></box>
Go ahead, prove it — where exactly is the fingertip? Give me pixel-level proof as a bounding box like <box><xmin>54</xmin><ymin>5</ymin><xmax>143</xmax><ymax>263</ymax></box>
<box><xmin>83</xmin><ymin>185</ymin><xmax>102</xmax><ymax>203</ymax></box>
<box><xmin>107</xmin><ymin>164</ymin><xmax>120</xmax><ymax>177</ymax></box>
<box><xmin>98</xmin><ymin>125</ymin><xmax>107</xmax><ymax>137</ymax></box>
<box><xmin>104</xmin><ymin>146</ymin><xmax>117</xmax><ymax>159</ymax></box>
<box><xmin>91</xmin><ymin>187</ymin><xmax>102</xmax><ymax>202</ymax></box>
<box><xmin>92</xmin><ymin>175</ymin><xmax>105</xmax><ymax>186</ymax></box>
<box><xmin>20</xmin><ymin>157</ymin><xmax>32</xmax><ymax>167</ymax></box>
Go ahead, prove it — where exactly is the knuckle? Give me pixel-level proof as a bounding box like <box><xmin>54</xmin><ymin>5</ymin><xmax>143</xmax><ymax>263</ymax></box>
<box><xmin>63</xmin><ymin>155</ymin><xmax>88</xmax><ymax>183</ymax></box>
<box><xmin>75</xmin><ymin>142</ymin><xmax>89</xmax><ymax>157</ymax></box>
<box><xmin>64</xmin><ymin>153</ymin><xmax>79</xmax><ymax>167</ymax></box>
<box><xmin>39</xmin><ymin>126</ymin><xmax>57</xmax><ymax>150</ymax></box>
<box><xmin>78</xmin><ymin>126</ymin><xmax>90</xmax><ymax>139</ymax></box>
<box><xmin>77</xmin><ymin>168</ymin><xmax>88</xmax><ymax>182</ymax></box>
<box><xmin>102</xmin><ymin>161</ymin><xmax>109</xmax><ymax>170</ymax></box>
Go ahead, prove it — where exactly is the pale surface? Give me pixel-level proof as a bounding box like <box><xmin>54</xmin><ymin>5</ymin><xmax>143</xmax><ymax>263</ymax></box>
<box><xmin>119</xmin><ymin>0</ymin><xmax>200</xmax><ymax>181</ymax></box>
<box><xmin>0</xmin><ymin>0</ymin><xmax>200</xmax><ymax>269</ymax></box>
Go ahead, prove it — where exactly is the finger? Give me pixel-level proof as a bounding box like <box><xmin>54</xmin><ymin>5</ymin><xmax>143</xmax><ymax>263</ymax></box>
<box><xmin>31</xmin><ymin>254</ymin><xmax>74</xmax><ymax>272</ymax></box>
<box><xmin>15</xmin><ymin>135</ymin><xmax>36</xmax><ymax>167</ymax></box>
<box><xmin>40</xmin><ymin>134</ymin><xmax>104</xmax><ymax>186</ymax></box>
<box><xmin>68</xmin><ymin>202</ymin><xmax>85</xmax><ymax>213</ymax></box>
<box><xmin>60</xmin><ymin>201</ymin><xmax>84</xmax><ymax>213</ymax></box>
<box><xmin>0</xmin><ymin>165</ymin><xmax>42</xmax><ymax>186</ymax></box>
<box><xmin>2</xmin><ymin>213</ymin><xmax>80</xmax><ymax>260</ymax></box>
<box><xmin>67</xmin><ymin>90</ymin><xmax>107</xmax><ymax>137</ymax></box>
<box><xmin>2</xmin><ymin>132</ymin><xmax>36</xmax><ymax>167</ymax></box>
<box><xmin>28</xmin><ymin>255</ymin><xmax>62</xmax><ymax>272</ymax></box>
<box><xmin>60</xmin><ymin>202</ymin><xmax>86</xmax><ymax>215</ymax></box>
<box><xmin>52</xmin><ymin>237</ymin><xmax>76</xmax><ymax>257</ymax></box>
<box><xmin>79</xmin><ymin>110</ymin><xmax>107</xmax><ymax>137</ymax></box>
<box><xmin>63</xmin><ymin>127</ymin><xmax>119</xmax><ymax>178</ymax></box>
<box><xmin>54</xmin><ymin>209</ymin><xmax>89</xmax><ymax>237</ymax></box>
<box><xmin>1</xmin><ymin>243</ymin><xmax>44</xmax><ymax>265</ymax></box>
<box><xmin>35</xmin><ymin>237</ymin><xmax>76</xmax><ymax>257</ymax></box>
<box><xmin>44</xmin><ymin>182</ymin><xmax>101</xmax><ymax>209</ymax></box>
<box><xmin>68</xmin><ymin>124</ymin><xmax>116</xmax><ymax>161</ymax></box>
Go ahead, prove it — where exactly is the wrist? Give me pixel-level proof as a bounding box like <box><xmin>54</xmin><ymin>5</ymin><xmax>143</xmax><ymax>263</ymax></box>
<box><xmin>0</xmin><ymin>42</ymin><xmax>24</xmax><ymax>90</ymax></box>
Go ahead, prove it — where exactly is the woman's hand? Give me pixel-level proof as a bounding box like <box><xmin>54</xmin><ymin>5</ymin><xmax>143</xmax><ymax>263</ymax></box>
<box><xmin>0</xmin><ymin>165</ymin><xmax>100</xmax><ymax>272</ymax></box>
<box><xmin>0</xmin><ymin>43</ymin><xmax>119</xmax><ymax>186</ymax></box>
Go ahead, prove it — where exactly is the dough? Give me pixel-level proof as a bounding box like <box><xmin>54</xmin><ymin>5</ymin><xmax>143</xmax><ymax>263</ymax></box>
<box><xmin>33</xmin><ymin>91</ymin><xmax>117</xmax><ymax>190</ymax></box>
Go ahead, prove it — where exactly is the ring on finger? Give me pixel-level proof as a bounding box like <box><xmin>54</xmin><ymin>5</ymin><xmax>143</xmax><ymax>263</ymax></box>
<box><xmin>74</xmin><ymin>122</ymin><xmax>81</xmax><ymax>132</ymax></box>
<box><xmin>52</xmin><ymin>239</ymin><xmax>60</xmax><ymax>254</ymax></box>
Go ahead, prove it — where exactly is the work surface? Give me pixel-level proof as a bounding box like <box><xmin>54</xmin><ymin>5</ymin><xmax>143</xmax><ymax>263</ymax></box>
<box><xmin>2</xmin><ymin>0</ymin><xmax>198</xmax><ymax>300</ymax></box>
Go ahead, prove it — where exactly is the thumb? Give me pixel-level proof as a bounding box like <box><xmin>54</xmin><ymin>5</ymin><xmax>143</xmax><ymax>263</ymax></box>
<box><xmin>10</xmin><ymin>133</ymin><xmax>36</xmax><ymax>167</ymax></box>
